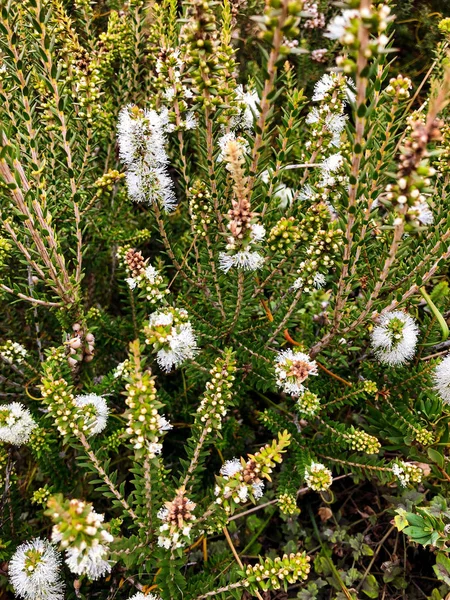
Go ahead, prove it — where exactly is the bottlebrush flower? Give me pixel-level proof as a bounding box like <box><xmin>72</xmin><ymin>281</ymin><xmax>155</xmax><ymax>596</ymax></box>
<box><xmin>434</xmin><ymin>354</ymin><xmax>450</xmax><ymax>403</ymax></box>
<box><xmin>0</xmin><ymin>403</ymin><xmax>37</xmax><ymax>445</ymax></box>
<box><xmin>371</xmin><ymin>311</ymin><xmax>419</xmax><ymax>365</ymax></box>
<box><xmin>9</xmin><ymin>538</ymin><xmax>64</xmax><ymax>600</ymax></box>
<box><xmin>275</xmin><ymin>349</ymin><xmax>318</xmax><ymax>396</ymax></box>
<box><xmin>74</xmin><ymin>394</ymin><xmax>109</xmax><ymax>436</ymax></box>
<box><xmin>117</xmin><ymin>105</ymin><xmax>176</xmax><ymax>212</ymax></box>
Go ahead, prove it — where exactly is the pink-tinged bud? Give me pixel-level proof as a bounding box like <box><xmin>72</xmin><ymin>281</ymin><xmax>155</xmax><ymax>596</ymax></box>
<box><xmin>73</xmin><ymin>323</ymin><xmax>81</xmax><ymax>332</ymax></box>
<box><xmin>68</xmin><ymin>357</ymin><xmax>78</xmax><ymax>368</ymax></box>
<box><xmin>85</xmin><ymin>333</ymin><xmax>95</xmax><ymax>343</ymax></box>
<box><xmin>84</xmin><ymin>354</ymin><xmax>94</xmax><ymax>363</ymax></box>
<box><xmin>68</xmin><ymin>337</ymin><xmax>82</xmax><ymax>349</ymax></box>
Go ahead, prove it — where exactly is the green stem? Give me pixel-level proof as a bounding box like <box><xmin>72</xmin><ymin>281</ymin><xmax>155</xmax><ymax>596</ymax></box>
<box><xmin>420</xmin><ymin>286</ymin><xmax>449</xmax><ymax>344</ymax></box>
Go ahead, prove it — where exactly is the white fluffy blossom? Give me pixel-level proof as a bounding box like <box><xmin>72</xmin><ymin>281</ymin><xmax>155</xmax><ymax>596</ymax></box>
<box><xmin>321</xmin><ymin>152</ymin><xmax>343</xmax><ymax>173</ymax></box>
<box><xmin>275</xmin><ymin>349</ymin><xmax>318</xmax><ymax>396</ymax></box>
<box><xmin>434</xmin><ymin>354</ymin><xmax>450</xmax><ymax>404</ymax></box>
<box><xmin>371</xmin><ymin>311</ymin><xmax>419</xmax><ymax>366</ymax></box>
<box><xmin>158</xmin><ymin>415</ymin><xmax>173</xmax><ymax>433</ymax></box>
<box><xmin>9</xmin><ymin>538</ymin><xmax>64</xmax><ymax>600</ymax></box>
<box><xmin>65</xmin><ymin>544</ymin><xmax>111</xmax><ymax>580</ymax></box>
<box><xmin>410</xmin><ymin>201</ymin><xmax>434</xmax><ymax>225</ymax></box>
<box><xmin>129</xmin><ymin>594</ymin><xmax>162</xmax><ymax>600</ymax></box>
<box><xmin>117</xmin><ymin>105</ymin><xmax>176</xmax><ymax>212</ymax></box>
<box><xmin>149</xmin><ymin>310</ymin><xmax>174</xmax><ymax>327</ymax></box>
<box><xmin>235</xmin><ymin>85</ymin><xmax>260</xmax><ymax>130</ymax></box>
<box><xmin>0</xmin><ymin>403</ymin><xmax>37</xmax><ymax>446</ymax></box>
<box><xmin>146</xmin><ymin>308</ymin><xmax>198</xmax><ymax>372</ymax></box>
<box><xmin>324</xmin><ymin>9</ymin><xmax>360</xmax><ymax>41</ymax></box>
<box><xmin>220</xmin><ymin>458</ymin><xmax>243</xmax><ymax>479</ymax></box>
<box><xmin>74</xmin><ymin>394</ymin><xmax>109</xmax><ymax>436</ymax></box>
<box><xmin>219</xmin><ymin>250</ymin><xmax>264</xmax><ymax>273</ymax></box>
<box><xmin>156</xmin><ymin>322</ymin><xmax>198</xmax><ymax>372</ymax></box>
<box><xmin>252</xmin><ymin>480</ymin><xmax>265</xmax><ymax>499</ymax></box>
<box><xmin>313</xmin><ymin>273</ymin><xmax>326</xmax><ymax>289</ymax></box>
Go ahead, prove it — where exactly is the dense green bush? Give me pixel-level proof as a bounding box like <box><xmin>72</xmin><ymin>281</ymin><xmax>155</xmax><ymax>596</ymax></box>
<box><xmin>2</xmin><ymin>1</ymin><xmax>450</xmax><ymax>599</ymax></box>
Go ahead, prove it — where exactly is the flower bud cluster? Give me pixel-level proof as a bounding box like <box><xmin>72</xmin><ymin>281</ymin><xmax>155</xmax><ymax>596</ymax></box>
<box><xmin>155</xmin><ymin>48</ymin><xmax>197</xmax><ymax>131</ymax></box>
<box><xmin>40</xmin><ymin>376</ymin><xmax>77</xmax><ymax>437</ymax></box>
<box><xmin>257</xmin><ymin>0</ymin><xmax>306</xmax><ymax>50</ymax></box>
<box><xmin>145</xmin><ymin>307</ymin><xmax>198</xmax><ymax>372</ymax></box>
<box><xmin>0</xmin><ymin>236</ymin><xmax>11</xmax><ymax>269</ymax></box>
<box><xmin>215</xmin><ymin>432</ymin><xmax>291</xmax><ymax>513</ymax></box>
<box><xmin>124</xmin><ymin>363</ymin><xmax>172</xmax><ymax>457</ymax></box>
<box><xmin>344</xmin><ymin>428</ymin><xmax>380</xmax><ymax>454</ymax></box>
<box><xmin>244</xmin><ymin>552</ymin><xmax>311</xmax><ymax>592</ymax></box>
<box><xmin>385</xmin><ymin>118</ymin><xmax>441</xmax><ymax>228</ymax></box>
<box><xmin>303</xmin><ymin>1</ymin><xmax>325</xmax><ymax>29</ymax></box>
<box><xmin>48</xmin><ymin>7</ymin><xmax>104</xmax><ymax>126</ymax></box>
<box><xmin>268</xmin><ymin>217</ymin><xmax>301</xmax><ymax>254</ymax></box>
<box><xmin>181</xmin><ymin>0</ymin><xmax>231</xmax><ymax>111</ymax></box>
<box><xmin>293</xmin><ymin>226</ymin><xmax>343</xmax><ymax>293</ymax></box>
<box><xmin>113</xmin><ymin>359</ymin><xmax>131</xmax><ymax>380</ymax></box>
<box><xmin>304</xmin><ymin>462</ymin><xmax>333</xmax><ymax>491</ymax></box>
<box><xmin>392</xmin><ymin>461</ymin><xmax>423</xmax><ymax>487</ymax></box>
<box><xmin>438</xmin><ymin>18</ymin><xmax>450</xmax><ymax>34</ymax></box>
<box><xmin>65</xmin><ymin>322</ymin><xmax>95</xmax><ymax>369</ymax></box>
<box><xmin>0</xmin><ymin>402</ymin><xmax>37</xmax><ymax>446</ymax></box>
<box><xmin>0</xmin><ymin>339</ymin><xmax>27</xmax><ymax>364</ymax></box>
<box><xmin>196</xmin><ymin>350</ymin><xmax>236</xmax><ymax>431</ymax></box>
<box><xmin>326</xmin><ymin>4</ymin><xmax>393</xmax><ymax>73</ymax></box>
<box><xmin>40</xmin><ymin>359</ymin><xmax>108</xmax><ymax>438</ymax></box>
<box><xmin>189</xmin><ymin>180</ymin><xmax>213</xmax><ymax>237</ymax></box>
<box><xmin>311</xmin><ymin>48</ymin><xmax>328</xmax><ymax>62</ymax></box>
<box><xmin>96</xmin><ymin>11</ymin><xmax>134</xmax><ymax>81</ymax></box>
<box><xmin>47</xmin><ymin>495</ymin><xmax>114</xmax><ymax>580</ymax></box>
<box><xmin>415</xmin><ymin>427</ymin><xmax>434</xmax><ymax>446</ymax></box>
<box><xmin>275</xmin><ymin>349</ymin><xmax>318</xmax><ymax>397</ymax></box>
<box><xmin>296</xmin><ymin>390</ymin><xmax>321</xmax><ymax>416</ymax></box>
<box><xmin>362</xmin><ymin>380</ymin><xmax>378</xmax><ymax>394</ymax></box>
<box><xmin>117</xmin><ymin>246</ymin><xmax>169</xmax><ymax>303</ymax></box>
<box><xmin>93</xmin><ymin>170</ymin><xmax>125</xmax><ymax>197</ymax></box>
<box><xmin>157</xmin><ymin>489</ymin><xmax>197</xmax><ymax>550</ymax></box>
<box><xmin>277</xmin><ymin>492</ymin><xmax>300</xmax><ymax>515</ymax></box>
<box><xmin>385</xmin><ymin>75</ymin><xmax>412</xmax><ymax>100</ymax></box>
<box><xmin>32</xmin><ymin>486</ymin><xmax>52</xmax><ymax>506</ymax></box>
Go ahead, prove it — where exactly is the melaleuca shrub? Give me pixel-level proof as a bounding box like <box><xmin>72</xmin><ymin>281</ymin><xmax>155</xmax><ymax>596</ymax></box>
<box><xmin>1</xmin><ymin>0</ymin><xmax>450</xmax><ymax>598</ymax></box>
